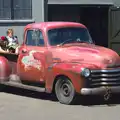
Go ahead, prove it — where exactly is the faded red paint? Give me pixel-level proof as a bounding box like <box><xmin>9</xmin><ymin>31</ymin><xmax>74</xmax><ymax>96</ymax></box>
<box><xmin>0</xmin><ymin>56</ymin><xmax>11</xmax><ymax>80</ymax></box>
<box><xmin>0</xmin><ymin>22</ymin><xmax>120</xmax><ymax>94</ymax></box>
<box><xmin>50</xmin><ymin>43</ymin><xmax>120</xmax><ymax>69</ymax></box>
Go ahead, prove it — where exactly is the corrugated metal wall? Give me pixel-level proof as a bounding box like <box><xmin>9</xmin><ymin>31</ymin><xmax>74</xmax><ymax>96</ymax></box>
<box><xmin>108</xmin><ymin>7</ymin><xmax>120</xmax><ymax>54</ymax></box>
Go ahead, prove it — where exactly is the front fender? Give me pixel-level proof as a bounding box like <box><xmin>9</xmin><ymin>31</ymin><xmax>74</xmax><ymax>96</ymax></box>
<box><xmin>47</xmin><ymin>62</ymin><xmax>91</xmax><ymax>93</ymax></box>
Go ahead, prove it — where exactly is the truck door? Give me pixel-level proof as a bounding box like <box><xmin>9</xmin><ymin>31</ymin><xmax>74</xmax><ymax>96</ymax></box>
<box><xmin>108</xmin><ymin>6</ymin><xmax>120</xmax><ymax>55</ymax></box>
<box><xmin>17</xmin><ymin>29</ymin><xmax>53</xmax><ymax>83</ymax></box>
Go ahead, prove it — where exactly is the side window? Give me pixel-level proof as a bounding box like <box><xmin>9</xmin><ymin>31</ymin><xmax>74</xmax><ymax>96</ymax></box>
<box><xmin>26</xmin><ymin>29</ymin><xmax>45</xmax><ymax>46</ymax></box>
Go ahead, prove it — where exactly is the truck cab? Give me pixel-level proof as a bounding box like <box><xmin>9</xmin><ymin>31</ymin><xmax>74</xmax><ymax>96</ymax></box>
<box><xmin>0</xmin><ymin>22</ymin><xmax>120</xmax><ymax>105</ymax></box>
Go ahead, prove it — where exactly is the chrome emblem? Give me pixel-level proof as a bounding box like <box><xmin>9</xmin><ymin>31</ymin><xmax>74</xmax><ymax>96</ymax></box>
<box><xmin>109</xmin><ymin>59</ymin><xmax>113</xmax><ymax>63</ymax></box>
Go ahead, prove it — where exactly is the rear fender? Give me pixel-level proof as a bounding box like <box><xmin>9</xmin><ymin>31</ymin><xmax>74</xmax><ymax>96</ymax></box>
<box><xmin>0</xmin><ymin>56</ymin><xmax>12</xmax><ymax>82</ymax></box>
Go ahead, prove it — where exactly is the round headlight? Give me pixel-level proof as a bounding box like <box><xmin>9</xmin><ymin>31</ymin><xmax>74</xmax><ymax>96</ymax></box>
<box><xmin>81</xmin><ymin>68</ymin><xmax>90</xmax><ymax>77</ymax></box>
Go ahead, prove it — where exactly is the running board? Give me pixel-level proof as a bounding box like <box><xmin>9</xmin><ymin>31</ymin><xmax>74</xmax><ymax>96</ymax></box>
<box><xmin>1</xmin><ymin>81</ymin><xmax>45</xmax><ymax>92</ymax></box>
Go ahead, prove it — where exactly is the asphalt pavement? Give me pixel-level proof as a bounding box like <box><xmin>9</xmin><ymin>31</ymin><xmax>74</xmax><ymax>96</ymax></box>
<box><xmin>0</xmin><ymin>86</ymin><xmax>120</xmax><ymax>120</ymax></box>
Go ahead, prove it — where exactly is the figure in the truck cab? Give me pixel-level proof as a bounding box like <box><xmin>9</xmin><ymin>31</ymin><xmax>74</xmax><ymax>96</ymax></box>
<box><xmin>6</xmin><ymin>29</ymin><xmax>17</xmax><ymax>46</ymax></box>
<box><xmin>6</xmin><ymin>29</ymin><xmax>19</xmax><ymax>54</ymax></box>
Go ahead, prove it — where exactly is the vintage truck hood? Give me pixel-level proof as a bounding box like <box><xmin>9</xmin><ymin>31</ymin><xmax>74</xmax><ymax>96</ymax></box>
<box><xmin>50</xmin><ymin>43</ymin><xmax>120</xmax><ymax>68</ymax></box>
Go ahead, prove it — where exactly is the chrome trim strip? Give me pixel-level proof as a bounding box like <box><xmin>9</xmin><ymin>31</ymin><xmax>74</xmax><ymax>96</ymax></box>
<box><xmin>91</xmin><ymin>82</ymin><xmax>120</xmax><ymax>86</ymax></box>
<box><xmin>91</xmin><ymin>68</ymin><xmax>120</xmax><ymax>73</ymax></box>
<box><xmin>91</xmin><ymin>73</ymin><xmax>120</xmax><ymax>77</ymax></box>
<box><xmin>92</xmin><ymin>77</ymin><xmax>120</xmax><ymax>82</ymax></box>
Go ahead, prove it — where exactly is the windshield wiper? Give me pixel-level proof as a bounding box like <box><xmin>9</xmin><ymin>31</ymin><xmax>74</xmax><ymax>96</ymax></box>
<box><xmin>58</xmin><ymin>39</ymin><xmax>91</xmax><ymax>46</ymax></box>
<box><xmin>58</xmin><ymin>39</ymin><xmax>75</xmax><ymax>46</ymax></box>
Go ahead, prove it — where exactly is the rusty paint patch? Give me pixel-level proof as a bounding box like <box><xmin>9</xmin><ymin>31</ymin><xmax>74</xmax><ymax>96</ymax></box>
<box><xmin>21</xmin><ymin>50</ymin><xmax>42</xmax><ymax>71</ymax></box>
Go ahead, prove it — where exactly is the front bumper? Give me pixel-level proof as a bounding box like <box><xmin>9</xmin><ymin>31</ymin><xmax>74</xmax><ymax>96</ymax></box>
<box><xmin>81</xmin><ymin>68</ymin><xmax>120</xmax><ymax>95</ymax></box>
<box><xmin>81</xmin><ymin>86</ymin><xmax>120</xmax><ymax>95</ymax></box>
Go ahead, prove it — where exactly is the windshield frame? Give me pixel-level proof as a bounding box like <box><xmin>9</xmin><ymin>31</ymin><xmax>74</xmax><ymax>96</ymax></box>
<box><xmin>47</xmin><ymin>27</ymin><xmax>93</xmax><ymax>46</ymax></box>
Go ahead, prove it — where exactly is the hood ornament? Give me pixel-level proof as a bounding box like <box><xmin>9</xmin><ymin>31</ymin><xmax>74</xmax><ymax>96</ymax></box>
<box><xmin>104</xmin><ymin>58</ymin><xmax>113</xmax><ymax>64</ymax></box>
<box><xmin>109</xmin><ymin>59</ymin><xmax>113</xmax><ymax>63</ymax></box>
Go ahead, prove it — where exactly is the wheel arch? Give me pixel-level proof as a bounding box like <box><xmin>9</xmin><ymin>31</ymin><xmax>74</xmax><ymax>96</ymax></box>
<box><xmin>52</xmin><ymin>74</ymin><xmax>72</xmax><ymax>93</ymax></box>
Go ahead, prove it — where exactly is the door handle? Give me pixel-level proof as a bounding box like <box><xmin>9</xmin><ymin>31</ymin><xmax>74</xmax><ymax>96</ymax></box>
<box><xmin>21</xmin><ymin>49</ymin><xmax>27</xmax><ymax>54</ymax></box>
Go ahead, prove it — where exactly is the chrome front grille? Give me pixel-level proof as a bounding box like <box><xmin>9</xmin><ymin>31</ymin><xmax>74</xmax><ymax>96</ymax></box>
<box><xmin>90</xmin><ymin>68</ymin><xmax>120</xmax><ymax>87</ymax></box>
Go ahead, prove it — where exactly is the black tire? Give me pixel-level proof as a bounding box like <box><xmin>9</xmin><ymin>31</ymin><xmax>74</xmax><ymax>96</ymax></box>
<box><xmin>0</xmin><ymin>84</ymin><xmax>6</xmax><ymax>92</ymax></box>
<box><xmin>55</xmin><ymin>76</ymin><xmax>77</xmax><ymax>105</ymax></box>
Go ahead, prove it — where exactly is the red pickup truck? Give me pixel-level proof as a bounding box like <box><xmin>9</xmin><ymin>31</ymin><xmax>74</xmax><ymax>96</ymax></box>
<box><xmin>0</xmin><ymin>22</ymin><xmax>120</xmax><ymax>105</ymax></box>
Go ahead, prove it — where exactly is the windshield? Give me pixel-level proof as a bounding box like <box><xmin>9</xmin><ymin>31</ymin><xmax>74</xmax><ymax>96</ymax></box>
<box><xmin>48</xmin><ymin>27</ymin><xmax>93</xmax><ymax>46</ymax></box>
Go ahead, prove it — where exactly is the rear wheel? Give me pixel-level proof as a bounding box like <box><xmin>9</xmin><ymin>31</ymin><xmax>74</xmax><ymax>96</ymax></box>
<box><xmin>0</xmin><ymin>84</ymin><xmax>5</xmax><ymax>91</ymax></box>
<box><xmin>55</xmin><ymin>76</ymin><xmax>77</xmax><ymax>105</ymax></box>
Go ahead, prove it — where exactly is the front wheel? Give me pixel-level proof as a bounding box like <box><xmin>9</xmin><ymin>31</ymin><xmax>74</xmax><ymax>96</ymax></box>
<box><xmin>55</xmin><ymin>76</ymin><xmax>77</xmax><ymax>105</ymax></box>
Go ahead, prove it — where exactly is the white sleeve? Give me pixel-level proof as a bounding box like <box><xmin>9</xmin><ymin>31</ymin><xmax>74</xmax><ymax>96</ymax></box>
<box><xmin>15</xmin><ymin>46</ymin><xmax>19</xmax><ymax>54</ymax></box>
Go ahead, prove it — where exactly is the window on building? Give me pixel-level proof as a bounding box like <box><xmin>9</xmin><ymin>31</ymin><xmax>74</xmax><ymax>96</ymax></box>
<box><xmin>0</xmin><ymin>0</ymin><xmax>11</xmax><ymax>19</ymax></box>
<box><xmin>0</xmin><ymin>0</ymin><xmax>32</xmax><ymax>20</ymax></box>
<box><xmin>26</xmin><ymin>30</ymin><xmax>45</xmax><ymax>46</ymax></box>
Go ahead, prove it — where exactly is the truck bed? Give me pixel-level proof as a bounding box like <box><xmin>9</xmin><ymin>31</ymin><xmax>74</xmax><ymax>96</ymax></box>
<box><xmin>0</xmin><ymin>52</ymin><xmax>18</xmax><ymax>62</ymax></box>
<box><xmin>0</xmin><ymin>52</ymin><xmax>18</xmax><ymax>74</ymax></box>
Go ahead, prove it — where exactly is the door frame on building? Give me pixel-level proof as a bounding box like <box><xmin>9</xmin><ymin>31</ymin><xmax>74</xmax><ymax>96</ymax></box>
<box><xmin>108</xmin><ymin>6</ymin><xmax>120</xmax><ymax>54</ymax></box>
